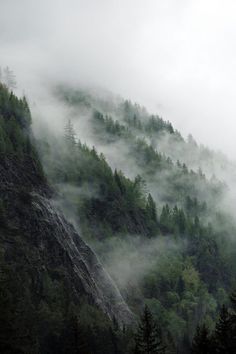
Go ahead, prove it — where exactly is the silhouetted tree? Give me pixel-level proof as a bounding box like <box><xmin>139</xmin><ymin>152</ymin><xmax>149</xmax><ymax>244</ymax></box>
<box><xmin>135</xmin><ymin>305</ymin><xmax>165</xmax><ymax>354</ymax></box>
<box><xmin>214</xmin><ymin>305</ymin><xmax>235</xmax><ymax>353</ymax></box>
<box><xmin>191</xmin><ymin>324</ymin><xmax>212</xmax><ymax>354</ymax></box>
<box><xmin>146</xmin><ymin>193</ymin><xmax>157</xmax><ymax>223</ymax></box>
<box><xmin>64</xmin><ymin>119</ymin><xmax>76</xmax><ymax>148</ymax></box>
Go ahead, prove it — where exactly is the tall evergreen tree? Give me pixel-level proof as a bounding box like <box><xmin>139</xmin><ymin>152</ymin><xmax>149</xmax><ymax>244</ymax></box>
<box><xmin>191</xmin><ymin>324</ymin><xmax>213</xmax><ymax>354</ymax></box>
<box><xmin>134</xmin><ymin>305</ymin><xmax>165</xmax><ymax>354</ymax></box>
<box><xmin>64</xmin><ymin>119</ymin><xmax>76</xmax><ymax>148</ymax></box>
<box><xmin>214</xmin><ymin>305</ymin><xmax>235</xmax><ymax>353</ymax></box>
<box><xmin>114</xmin><ymin>169</ymin><xmax>125</xmax><ymax>194</ymax></box>
<box><xmin>146</xmin><ymin>193</ymin><xmax>157</xmax><ymax>223</ymax></box>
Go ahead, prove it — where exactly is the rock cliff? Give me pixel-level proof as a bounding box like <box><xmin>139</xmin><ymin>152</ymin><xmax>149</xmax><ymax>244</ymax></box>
<box><xmin>0</xmin><ymin>155</ymin><xmax>133</xmax><ymax>326</ymax></box>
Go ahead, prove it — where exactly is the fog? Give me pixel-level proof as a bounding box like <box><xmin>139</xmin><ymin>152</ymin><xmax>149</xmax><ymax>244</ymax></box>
<box><xmin>1</xmin><ymin>0</ymin><xmax>236</xmax><ymax>158</ymax></box>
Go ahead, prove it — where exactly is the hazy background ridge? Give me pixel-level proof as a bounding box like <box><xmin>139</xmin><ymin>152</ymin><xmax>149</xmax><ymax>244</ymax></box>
<box><xmin>1</xmin><ymin>0</ymin><xmax>236</xmax><ymax>158</ymax></box>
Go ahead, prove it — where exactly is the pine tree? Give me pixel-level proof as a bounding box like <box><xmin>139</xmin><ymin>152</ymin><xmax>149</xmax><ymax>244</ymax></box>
<box><xmin>229</xmin><ymin>292</ymin><xmax>236</xmax><ymax>350</ymax></box>
<box><xmin>64</xmin><ymin>119</ymin><xmax>76</xmax><ymax>148</ymax></box>
<box><xmin>146</xmin><ymin>193</ymin><xmax>157</xmax><ymax>223</ymax></box>
<box><xmin>160</xmin><ymin>204</ymin><xmax>172</xmax><ymax>233</ymax></box>
<box><xmin>114</xmin><ymin>169</ymin><xmax>125</xmax><ymax>194</ymax></box>
<box><xmin>191</xmin><ymin>324</ymin><xmax>212</xmax><ymax>354</ymax></box>
<box><xmin>214</xmin><ymin>305</ymin><xmax>235</xmax><ymax>353</ymax></box>
<box><xmin>135</xmin><ymin>305</ymin><xmax>165</xmax><ymax>354</ymax></box>
<box><xmin>146</xmin><ymin>193</ymin><xmax>158</xmax><ymax>237</ymax></box>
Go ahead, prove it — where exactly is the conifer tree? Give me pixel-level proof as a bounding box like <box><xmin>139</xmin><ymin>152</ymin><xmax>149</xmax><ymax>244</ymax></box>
<box><xmin>146</xmin><ymin>193</ymin><xmax>157</xmax><ymax>223</ymax></box>
<box><xmin>191</xmin><ymin>324</ymin><xmax>212</xmax><ymax>354</ymax></box>
<box><xmin>114</xmin><ymin>169</ymin><xmax>125</xmax><ymax>194</ymax></box>
<box><xmin>64</xmin><ymin>119</ymin><xmax>76</xmax><ymax>148</ymax></box>
<box><xmin>214</xmin><ymin>305</ymin><xmax>235</xmax><ymax>353</ymax></box>
<box><xmin>135</xmin><ymin>305</ymin><xmax>165</xmax><ymax>354</ymax></box>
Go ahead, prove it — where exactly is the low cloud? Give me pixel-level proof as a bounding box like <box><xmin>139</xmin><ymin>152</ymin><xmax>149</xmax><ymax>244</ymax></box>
<box><xmin>1</xmin><ymin>1</ymin><xmax>236</xmax><ymax>157</ymax></box>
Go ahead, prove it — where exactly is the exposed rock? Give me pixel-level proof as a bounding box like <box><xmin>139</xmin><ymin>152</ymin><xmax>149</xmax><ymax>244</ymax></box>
<box><xmin>0</xmin><ymin>154</ymin><xmax>134</xmax><ymax>326</ymax></box>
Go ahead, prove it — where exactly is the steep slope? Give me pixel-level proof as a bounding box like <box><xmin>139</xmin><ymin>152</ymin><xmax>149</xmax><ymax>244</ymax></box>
<box><xmin>0</xmin><ymin>84</ymin><xmax>134</xmax><ymax>353</ymax></box>
<box><xmin>54</xmin><ymin>86</ymin><xmax>225</xmax><ymax>210</ymax></box>
<box><xmin>0</xmin><ymin>156</ymin><xmax>133</xmax><ymax>323</ymax></box>
<box><xmin>35</xmin><ymin>85</ymin><xmax>236</xmax><ymax>352</ymax></box>
<box><xmin>56</xmin><ymin>85</ymin><xmax>234</xmax><ymax>182</ymax></box>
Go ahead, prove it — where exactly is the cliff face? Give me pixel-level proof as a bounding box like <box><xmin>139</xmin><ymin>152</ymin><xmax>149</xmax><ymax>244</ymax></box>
<box><xmin>0</xmin><ymin>155</ymin><xmax>133</xmax><ymax>326</ymax></box>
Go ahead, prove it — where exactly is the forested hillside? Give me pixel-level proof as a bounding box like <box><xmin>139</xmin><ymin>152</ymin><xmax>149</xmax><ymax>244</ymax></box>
<box><xmin>0</xmin><ymin>80</ymin><xmax>236</xmax><ymax>353</ymax></box>
<box><xmin>35</xmin><ymin>86</ymin><xmax>236</xmax><ymax>352</ymax></box>
<box><xmin>2</xmin><ymin>0</ymin><xmax>236</xmax><ymax>352</ymax></box>
<box><xmin>0</xmin><ymin>83</ymin><xmax>137</xmax><ymax>354</ymax></box>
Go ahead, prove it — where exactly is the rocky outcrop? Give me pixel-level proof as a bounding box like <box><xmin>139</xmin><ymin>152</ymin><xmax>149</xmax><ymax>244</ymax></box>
<box><xmin>0</xmin><ymin>154</ymin><xmax>134</xmax><ymax>325</ymax></box>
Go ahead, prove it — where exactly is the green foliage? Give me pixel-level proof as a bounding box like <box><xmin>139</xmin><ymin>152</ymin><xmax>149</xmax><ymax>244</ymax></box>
<box><xmin>0</xmin><ymin>235</ymin><xmax>133</xmax><ymax>354</ymax></box>
<box><xmin>134</xmin><ymin>305</ymin><xmax>165</xmax><ymax>354</ymax></box>
<box><xmin>37</xmin><ymin>113</ymin><xmax>235</xmax><ymax>351</ymax></box>
<box><xmin>94</xmin><ymin>110</ymin><xmax>130</xmax><ymax>140</ymax></box>
<box><xmin>31</xmin><ymin>87</ymin><xmax>236</xmax><ymax>351</ymax></box>
<box><xmin>145</xmin><ymin>115</ymin><xmax>174</xmax><ymax>135</ymax></box>
<box><xmin>191</xmin><ymin>292</ymin><xmax>236</xmax><ymax>354</ymax></box>
<box><xmin>0</xmin><ymin>84</ymin><xmax>38</xmax><ymax>160</ymax></box>
<box><xmin>92</xmin><ymin>106</ymin><xmax>224</xmax><ymax>207</ymax></box>
<box><xmin>213</xmin><ymin>305</ymin><xmax>236</xmax><ymax>353</ymax></box>
<box><xmin>39</xmin><ymin>125</ymin><xmax>159</xmax><ymax>238</ymax></box>
<box><xmin>0</xmin><ymin>254</ymin><xmax>39</xmax><ymax>353</ymax></box>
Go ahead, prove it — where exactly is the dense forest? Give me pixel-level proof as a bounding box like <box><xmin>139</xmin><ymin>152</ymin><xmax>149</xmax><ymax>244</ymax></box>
<box><xmin>37</xmin><ymin>86</ymin><xmax>236</xmax><ymax>352</ymax></box>
<box><xmin>1</xmin><ymin>80</ymin><xmax>236</xmax><ymax>353</ymax></box>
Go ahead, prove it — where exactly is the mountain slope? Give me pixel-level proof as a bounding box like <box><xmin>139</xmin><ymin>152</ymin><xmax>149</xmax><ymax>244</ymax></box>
<box><xmin>0</xmin><ymin>84</ymin><xmax>134</xmax><ymax>353</ymax></box>
<box><xmin>34</xmin><ymin>85</ymin><xmax>236</xmax><ymax>352</ymax></box>
<box><xmin>2</xmin><ymin>82</ymin><xmax>236</xmax><ymax>353</ymax></box>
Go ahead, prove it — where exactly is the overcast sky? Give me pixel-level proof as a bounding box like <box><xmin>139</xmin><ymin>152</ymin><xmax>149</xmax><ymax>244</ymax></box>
<box><xmin>1</xmin><ymin>0</ymin><xmax>236</xmax><ymax>158</ymax></box>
